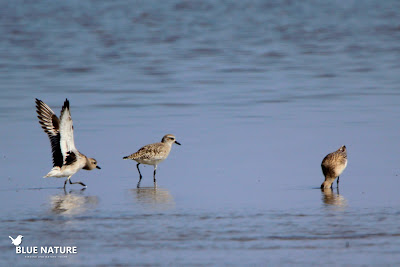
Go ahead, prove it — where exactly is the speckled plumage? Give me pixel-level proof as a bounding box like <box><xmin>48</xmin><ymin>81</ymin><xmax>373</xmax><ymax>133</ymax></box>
<box><xmin>321</xmin><ymin>145</ymin><xmax>347</xmax><ymax>189</ymax></box>
<box><xmin>123</xmin><ymin>134</ymin><xmax>181</xmax><ymax>188</ymax></box>
<box><xmin>124</xmin><ymin>141</ymin><xmax>172</xmax><ymax>165</ymax></box>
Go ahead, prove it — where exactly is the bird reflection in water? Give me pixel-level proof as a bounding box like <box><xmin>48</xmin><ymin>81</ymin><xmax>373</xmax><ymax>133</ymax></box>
<box><xmin>130</xmin><ymin>187</ymin><xmax>175</xmax><ymax>210</ymax></box>
<box><xmin>321</xmin><ymin>187</ymin><xmax>347</xmax><ymax>209</ymax></box>
<box><xmin>50</xmin><ymin>188</ymin><xmax>98</xmax><ymax>215</ymax></box>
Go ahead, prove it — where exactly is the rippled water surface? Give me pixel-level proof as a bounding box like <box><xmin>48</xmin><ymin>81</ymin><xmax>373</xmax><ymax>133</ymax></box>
<box><xmin>1</xmin><ymin>0</ymin><xmax>400</xmax><ymax>266</ymax></box>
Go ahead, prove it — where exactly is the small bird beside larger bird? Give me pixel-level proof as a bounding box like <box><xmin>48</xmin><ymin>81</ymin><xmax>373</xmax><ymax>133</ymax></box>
<box><xmin>321</xmin><ymin>145</ymin><xmax>347</xmax><ymax>189</ymax></box>
<box><xmin>36</xmin><ymin>98</ymin><xmax>101</xmax><ymax>189</ymax></box>
<box><xmin>35</xmin><ymin>98</ymin><xmax>351</xmax><ymax>192</ymax></box>
<box><xmin>123</xmin><ymin>134</ymin><xmax>181</xmax><ymax>188</ymax></box>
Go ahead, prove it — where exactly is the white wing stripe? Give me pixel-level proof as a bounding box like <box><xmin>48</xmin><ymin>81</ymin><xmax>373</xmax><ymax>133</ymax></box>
<box><xmin>59</xmin><ymin>99</ymin><xmax>77</xmax><ymax>162</ymax></box>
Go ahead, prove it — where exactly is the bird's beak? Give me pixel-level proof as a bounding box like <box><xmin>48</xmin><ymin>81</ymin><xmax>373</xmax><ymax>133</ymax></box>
<box><xmin>96</xmin><ymin>166</ymin><xmax>101</xmax><ymax>169</ymax></box>
<box><xmin>175</xmin><ymin>141</ymin><xmax>181</xmax><ymax>145</ymax></box>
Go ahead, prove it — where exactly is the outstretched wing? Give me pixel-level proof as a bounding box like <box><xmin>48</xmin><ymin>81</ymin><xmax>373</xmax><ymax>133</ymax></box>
<box><xmin>59</xmin><ymin>99</ymin><xmax>78</xmax><ymax>163</ymax></box>
<box><xmin>35</xmin><ymin>98</ymin><xmax>63</xmax><ymax>167</ymax></box>
<box><xmin>9</xmin><ymin>236</ymin><xmax>14</xmax><ymax>242</ymax></box>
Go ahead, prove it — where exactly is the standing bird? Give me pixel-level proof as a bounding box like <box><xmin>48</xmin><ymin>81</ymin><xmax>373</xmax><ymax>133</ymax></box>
<box><xmin>321</xmin><ymin>145</ymin><xmax>347</xmax><ymax>189</ymax></box>
<box><xmin>35</xmin><ymin>98</ymin><xmax>101</xmax><ymax>189</ymax></box>
<box><xmin>123</xmin><ymin>134</ymin><xmax>181</xmax><ymax>188</ymax></box>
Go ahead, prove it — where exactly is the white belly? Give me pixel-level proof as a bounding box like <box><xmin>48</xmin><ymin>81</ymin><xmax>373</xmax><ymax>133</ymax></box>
<box><xmin>136</xmin><ymin>158</ymin><xmax>165</xmax><ymax>166</ymax></box>
<box><xmin>44</xmin><ymin>160</ymin><xmax>85</xmax><ymax>178</ymax></box>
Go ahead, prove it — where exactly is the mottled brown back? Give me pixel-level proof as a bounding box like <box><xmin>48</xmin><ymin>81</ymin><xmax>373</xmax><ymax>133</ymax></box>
<box><xmin>321</xmin><ymin>145</ymin><xmax>347</xmax><ymax>179</ymax></box>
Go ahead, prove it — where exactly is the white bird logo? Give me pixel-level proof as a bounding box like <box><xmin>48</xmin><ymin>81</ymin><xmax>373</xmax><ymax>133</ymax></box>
<box><xmin>9</xmin><ymin>235</ymin><xmax>23</xmax><ymax>246</ymax></box>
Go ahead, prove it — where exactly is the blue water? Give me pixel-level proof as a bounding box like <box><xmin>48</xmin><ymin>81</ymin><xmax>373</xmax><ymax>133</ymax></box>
<box><xmin>1</xmin><ymin>0</ymin><xmax>400</xmax><ymax>266</ymax></box>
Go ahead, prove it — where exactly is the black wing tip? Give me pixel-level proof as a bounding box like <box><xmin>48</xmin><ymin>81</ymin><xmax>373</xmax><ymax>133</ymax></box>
<box><xmin>60</xmin><ymin>98</ymin><xmax>70</xmax><ymax>115</ymax></box>
<box><xmin>61</xmin><ymin>98</ymin><xmax>69</xmax><ymax>110</ymax></box>
<box><xmin>35</xmin><ymin>99</ymin><xmax>49</xmax><ymax>117</ymax></box>
<box><xmin>35</xmin><ymin>99</ymin><xmax>45</xmax><ymax>118</ymax></box>
<box><xmin>36</xmin><ymin>98</ymin><xmax>70</xmax><ymax>112</ymax></box>
<box><xmin>35</xmin><ymin>98</ymin><xmax>42</xmax><ymax>108</ymax></box>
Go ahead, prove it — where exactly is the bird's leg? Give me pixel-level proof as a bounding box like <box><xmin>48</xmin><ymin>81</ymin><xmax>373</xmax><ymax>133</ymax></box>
<box><xmin>136</xmin><ymin>163</ymin><xmax>142</xmax><ymax>188</ymax></box>
<box><xmin>69</xmin><ymin>178</ymin><xmax>86</xmax><ymax>187</ymax></box>
<box><xmin>337</xmin><ymin>176</ymin><xmax>340</xmax><ymax>187</ymax></box>
<box><xmin>153</xmin><ymin>165</ymin><xmax>157</xmax><ymax>186</ymax></box>
<box><xmin>64</xmin><ymin>176</ymin><xmax>71</xmax><ymax>189</ymax></box>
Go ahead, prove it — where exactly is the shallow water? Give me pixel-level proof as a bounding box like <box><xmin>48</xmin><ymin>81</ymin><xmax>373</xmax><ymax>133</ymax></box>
<box><xmin>1</xmin><ymin>0</ymin><xmax>400</xmax><ymax>266</ymax></box>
